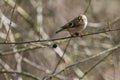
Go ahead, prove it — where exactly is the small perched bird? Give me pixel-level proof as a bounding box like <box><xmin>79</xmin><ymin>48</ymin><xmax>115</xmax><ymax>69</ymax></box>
<box><xmin>55</xmin><ymin>15</ymin><xmax>87</xmax><ymax>36</ymax></box>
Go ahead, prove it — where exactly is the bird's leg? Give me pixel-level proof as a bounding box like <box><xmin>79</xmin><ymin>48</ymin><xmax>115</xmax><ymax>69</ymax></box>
<box><xmin>74</xmin><ymin>32</ymin><xmax>79</xmax><ymax>37</ymax></box>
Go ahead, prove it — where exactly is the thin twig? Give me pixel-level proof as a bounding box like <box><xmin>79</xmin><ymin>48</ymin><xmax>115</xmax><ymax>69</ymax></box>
<box><xmin>53</xmin><ymin>44</ymin><xmax>120</xmax><ymax>76</ymax></box>
<box><xmin>0</xmin><ymin>45</ymin><xmax>42</xmax><ymax>56</ymax></box>
<box><xmin>4</xmin><ymin>0</ymin><xmax>40</xmax><ymax>36</ymax></box>
<box><xmin>4</xmin><ymin>0</ymin><xmax>17</xmax><ymax>42</ymax></box>
<box><xmin>80</xmin><ymin>51</ymin><xmax>111</xmax><ymax>79</ymax></box>
<box><xmin>43</xmin><ymin>38</ymin><xmax>72</xmax><ymax>80</ymax></box>
<box><xmin>53</xmin><ymin>38</ymin><xmax>72</xmax><ymax>73</ymax></box>
<box><xmin>0</xmin><ymin>28</ymin><xmax>120</xmax><ymax>44</ymax></box>
<box><xmin>84</xmin><ymin>0</ymin><xmax>92</xmax><ymax>14</ymax></box>
<box><xmin>0</xmin><ymin>70</ymin><xmax>40</xmax><ymax>80</ymax></box>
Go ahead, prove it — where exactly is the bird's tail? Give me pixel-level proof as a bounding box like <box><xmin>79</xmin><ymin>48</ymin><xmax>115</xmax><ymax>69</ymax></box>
<box><xmin>55</xmin><ymin>28</ymin><xmax>64</xmax><ymax>33</ymax></box>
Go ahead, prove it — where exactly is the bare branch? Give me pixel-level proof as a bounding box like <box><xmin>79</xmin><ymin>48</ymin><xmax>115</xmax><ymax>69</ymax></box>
<box><xmin>4</xmin><ymin>0</ymin><xmax>17</xmax><ymax>42</ymax></box>
<box><xmin>0</xmin><ymin>28</ymin><xmax>120</xmax><ymax>44</ymax></box>
<box><xmin>0</xmin><ymin>70</ymin><xmax>40</xmax><ymax>80</ymax></box>
<box><xmin>84</xmin><ymin>0</ymin><xmax>92</xmax><ymax>14</ymax></box>
<box><xmin>53</xmin><ymin>44</ymin><xmax>120</xmax><ymax>77</ymax></box>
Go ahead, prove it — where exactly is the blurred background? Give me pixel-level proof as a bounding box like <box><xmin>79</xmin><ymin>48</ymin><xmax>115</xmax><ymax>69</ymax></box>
<box><xmin>0</xmin><ymin>0</ymin><xmax>120</xmax><ymax>80</ymax></box>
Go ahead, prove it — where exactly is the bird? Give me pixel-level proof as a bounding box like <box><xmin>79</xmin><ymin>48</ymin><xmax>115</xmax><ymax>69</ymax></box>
<box><xmin>55</xmin><ymin>15</ymin><xmax>87</xmax><ymax>36</ymax></box>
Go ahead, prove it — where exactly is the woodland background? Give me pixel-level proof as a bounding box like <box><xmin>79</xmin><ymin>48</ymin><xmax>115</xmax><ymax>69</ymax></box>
<box><xmin>0</xmin><ymin>0</ymin><xmax>120</xmax><ymax>80</ymax></box>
